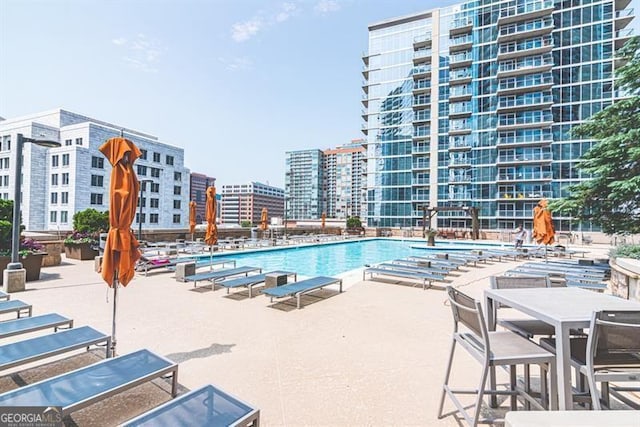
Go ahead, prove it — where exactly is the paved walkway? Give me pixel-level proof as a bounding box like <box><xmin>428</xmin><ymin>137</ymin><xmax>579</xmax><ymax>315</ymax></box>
<box><xmin>0</xmin><ymin>242</ymin><xmax>612</xmax><ymax>426</ymax></box>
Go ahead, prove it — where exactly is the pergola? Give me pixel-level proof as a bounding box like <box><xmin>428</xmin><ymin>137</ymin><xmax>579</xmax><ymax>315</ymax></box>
<box><xmin>418</xmin><ymin>205</ymin><xmax>480</xmax><ymax>240</ymax></box>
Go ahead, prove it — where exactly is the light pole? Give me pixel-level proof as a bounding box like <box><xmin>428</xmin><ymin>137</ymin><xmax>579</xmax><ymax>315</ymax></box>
<box><xmin>8</xmin><ymin>134</ymin><xmax>60</xmax><ymax>271</ymax></box>
<box><xmin>138</xmin><ymin>179</ymin><xmax>154</xmax><ymax>241</ymax></box>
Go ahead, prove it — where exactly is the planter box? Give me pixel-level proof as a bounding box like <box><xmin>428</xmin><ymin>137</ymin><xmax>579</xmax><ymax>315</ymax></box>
<box><xmin>0</xmin><ymin>253</ymin><xmax>45</xmax><ymax>286</ymax></box>
<box><xmin>65</xmin><ymin>244</ymin><xmax>99</xmax><ymax>260</ymax></box>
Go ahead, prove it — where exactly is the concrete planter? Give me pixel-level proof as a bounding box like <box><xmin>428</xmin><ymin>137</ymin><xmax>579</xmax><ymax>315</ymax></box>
<box><xmin>0</xmin><ymin>253</ymin><xmax>45</xmax><ymax>285</ymax></box>
<box><xmin>610</xmin><ymin>257</ymin><xmax>640</xmax><ymax>302</ymax></box>
<box><xmin>65</xmin><ymin>244</ymin><xmax>99</xmax><ymax>260</ymax></box>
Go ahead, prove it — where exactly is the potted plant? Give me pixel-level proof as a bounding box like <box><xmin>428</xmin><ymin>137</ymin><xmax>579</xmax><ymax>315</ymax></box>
<box><xmin>346</xmin><ymin>217</ymin><xmax>364</xmax><ymax>235</ymax></box>
<box><xmin>63</xmin><ymin>208</ymin><xmax>108</xmax><ymax>260</ymax></box>
<box><xmin>0</xmin><ymin>236</ymin><xmax>47</xmax><ymax>285</ymax></box>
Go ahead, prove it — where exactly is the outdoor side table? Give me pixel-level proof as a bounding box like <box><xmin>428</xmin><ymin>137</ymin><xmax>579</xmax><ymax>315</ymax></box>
<box><xmin>484</xmin><ymin>287</ymin><xmax>640</xmax><ymax>411</ymax></box>
<box><xmin>265</xmin><ymin>273</ymin><xmax>288</xmax><ymax>289</ymax></box>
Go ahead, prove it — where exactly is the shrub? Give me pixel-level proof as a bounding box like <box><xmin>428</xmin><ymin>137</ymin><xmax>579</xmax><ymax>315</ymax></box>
<box><xmin>346</xmin><ymin>217</ymin><xmax>362</xmax><ymax>229</ymax></box>
<box><xmin>240</xmin><ymin>220</ymin><xmax>252</xmax><ymax>228</ymax></box>
<box><xmin>611</xmin><ymin>244</ymin><xmax>640</xmax><ymax>260</ymax></box>
<box><xmin>73</xmin><ymin>209</ymin><xmax>109</xmax><ymax>234</ymax></box>
<box><xmin>64</xmin><ymin>231</ymin><xmax>99</xmax><ymax>247</ymax></box>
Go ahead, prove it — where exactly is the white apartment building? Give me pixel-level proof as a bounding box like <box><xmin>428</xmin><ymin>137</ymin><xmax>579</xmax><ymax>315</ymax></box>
<box><xmin>323</xmin><ymin>141</ymin><xmax>366</xmax><ymax>220</ymax></box>
<box><xmin>0</xmin><ymin>108</ymin><xmax>190</xmax><ymax>231</ymax></box>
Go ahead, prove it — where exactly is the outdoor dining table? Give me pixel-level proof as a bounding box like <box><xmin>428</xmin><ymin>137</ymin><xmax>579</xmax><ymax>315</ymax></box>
<box><xmin>484</xmin><ymin>287</ymin><xmax>640</xmax><ymax>411</ymax></box>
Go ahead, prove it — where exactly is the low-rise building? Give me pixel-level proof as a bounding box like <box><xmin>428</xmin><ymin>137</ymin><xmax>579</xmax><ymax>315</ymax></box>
<box><xmin>221</xmin><ymin>182</ymin><xmax>284</xmax><ymax>225</ymax></box>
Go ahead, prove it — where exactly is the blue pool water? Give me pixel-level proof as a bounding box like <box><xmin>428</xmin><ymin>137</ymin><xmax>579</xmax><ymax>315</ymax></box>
<box><xmin>198</xmin><ymin>239</ymin><xmax>432</xmax><ymax>277</ymax></box>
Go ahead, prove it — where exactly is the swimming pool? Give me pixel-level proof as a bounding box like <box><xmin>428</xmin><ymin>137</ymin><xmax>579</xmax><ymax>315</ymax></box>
<box><xmin>198</xmin><ymin>239</ymin><xmax>430</xmax><ymax>277</ymax></box>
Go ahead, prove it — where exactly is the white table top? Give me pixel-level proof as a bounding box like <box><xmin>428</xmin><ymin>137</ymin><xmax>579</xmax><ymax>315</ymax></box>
<box><xmin>485</xmin><ymin>287</ymin><xmax>640</xmax><ymax>326</ymax></box>
<box><xmin>505</xmin><ymin>410</ymin><xmax>640</xmax><ymax>427</ymax></box>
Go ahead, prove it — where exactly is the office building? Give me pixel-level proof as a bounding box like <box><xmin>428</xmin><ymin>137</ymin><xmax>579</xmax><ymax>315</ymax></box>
<box><xmin>220</xmin><ymin>182</ymin><xmax>284</xmax><ymax>225</ymax></box>
<box><xmin>0</xmin><ymin>109</ymin><xmax>190</xmax><ymax>231</ymax></box>
<box><xmin>361</xmin><ymin>0</ymin><xmax>634</xmax><ymax>230</ymax></box>
<box><xmin>323</xmin><ymin>141</ymin><xmax>367</xmax><ymax>219</ymax></box>
<box><xmin>189</xmin><ymin>172</ymin><xmax>216</xmax><ymax>224</ymax></box>
<box><xmin>285</xmin><ymin>149</ymin><xmax>324</xmax><ymax>220</ymax></box>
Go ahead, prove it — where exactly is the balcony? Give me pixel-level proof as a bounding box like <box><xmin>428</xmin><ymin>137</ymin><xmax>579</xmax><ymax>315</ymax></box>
<box><xmin>497</xmin><ymin>74</ymin><xmax>554</xmax><ymax>96</ymax></box>
<box><xmin>361</xmin><ymin>108</ymin><xmax>368</xmax><ymax>121</ymax></box>
<box><xmin>413</xmin><ymin>80</ymin><xmax>431</xmax><ymax>95</ymax></box>
<box><xmin>449</xmin><ymin>120</ymin><xmax>472</xmax><ymax>135</ymax></box>
<box><xmin>496</xmin><ymin>93</ymin><xmax>554</xmax><ymax>112</ymax></box>
<box><xmin>449</xmin><ymin>86</ymin><xmax>473</xmax><ymax>102</ymax></box>
<box><xmin>414</xmin><ymin>109</ymin><xmax>431</xmax><ymax>124</ymax></box>
<box><xmin>449</xmin><ymin>68</ymin><xmax>472</xmax><ymax>85</ymax></box>
<box><xmin>413</xmin><ymin>127</ymin><xmax>430</xmax><ymax>141</ymax></box>
<box><xmin>361</xmin><ymin>123</ymin><xmax>368</xmax><ymax>135</ymax></box>
<box><xmin>449</xmin><ymin>137</ymin><xmax>473</xmax><ymax>150</ymax></box>
<box><xmin>413</xmin><ymin>48</ymin><xmax>433</xmax><ymax>64</ymax></box>
<box><xmin>412</xmin><ymin>177</ymin><xmax>430</xmax><ymax>186</ymax></box>
<box><xmin>413</xmin><ymin>143</ymin><xmax>430</xmax><ymax>154</ymax></box>
<box><xmin>497</xmin><ymin>36</ymin><xmax>554</xmax><ymax>60</ymax></box>
<box><xmin>449</xmin><ymin>174</ymin><xmax>471</xmax><ymax>183</ymax></box>
<box><xmin>496</xmin><ymin>151</ymin><xmax>553</xmax><ymax>164</ymax></box>
<box><xmin>449</xmin><ymin>102</ymin><xmax>472</xmax><ymax>119</ymax></box>
<box><xmin>497</xmin><ymin>0</ymin><xmax>555</xmax><ymax>25</ymax></box>
<box><xmin>615</xmin><ymin>8</ymin><xmax>635</xmax><ymax>30</ymax></box>
<box><xmin>496</xmin><ymin>209</ymin><xmax>535</xmax><ymax>218</ymax></box>
<box><xmin>413</xmin><ymin>160</ymin><xmax>430</xmax><ymax>170</ymax></box>
<box><xmin>450</xmin><ymin>191</ymin><xmax>471</xmax><ymax>200</ymax></box>
<box><xmin>413</xmin><ymin>95</ymin><xmax>431</xmax><ymax>109</ymax></box>
<box><xmin>497</xmin><ymin>55</ymin><xmax>554</xmax><ymax>78</ymax></box>
<box><xmin>361</xmin><ymin>80</ymin><xmax>369</xmax><ymax>94</ymax></box>
<box><xmin>449</xmin><ymin>51</ymin><xmax>473</xmax><ymax>68</ymax></box>
<box><xmin>497</xmin><ymin>134</ymin><xmax>553</xmax><ymax>147</ymax></box>
<box><xmin>449</xmin><ymin>157</ymin><xmax>471</xmax><ymax>167</ymax></box>
<box><xmin>450</xmin><ymin>16</ymin><xmax>473</xmax><ymax>35</ymax></box>
<box><xmin>413</xmin><ymin>32</ymin><xmax>433</xmax><ymax>48</ymax></box>
<box><xmin>497</xmin><ymin>18</ymin><xmax>554</xmax><ymax>43</ymax></box>
<box><xmin>496</xmin><ymin>171</ymin><xmax>552</xmax><ymax>182</ymax></box>
<box><xmin>412</xmin><ymin>64</ymin><xmax>432</xmax><ymax>79</ymax></box>
<box><xmin>615</xmin><ymin>27</ymin><xmax>635</xmax><ymax>49</ymax></box>
<box><xmin>497</xmin><ymin>113</ymin><xmax>553</xmax><ymax>131</ymax></box>
<box><xmin>497</xmin><ymin>190</ymin><xmax>553</xmax><ymax>200</ymax></box>
<box><xmin>449</xmin><ymin>34</ymin><xmax>473</xmax><ymax>52</ymax></box>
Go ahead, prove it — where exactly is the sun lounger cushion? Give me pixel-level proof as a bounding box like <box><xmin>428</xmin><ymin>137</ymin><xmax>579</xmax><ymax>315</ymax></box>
<box><xmin>0</xmin><ymin>313</ymin><xmax>73</xmax><ymax>339</ymax></box>
<box><xmin>123</xmin><ymin>385</ymin><xmax>259</xmax><ymax>427</ymax></box>
<box><xmin>0</xmin><ymin>326</ymin><xmax>109</xmax><ymax>371</ymax></box>
<box><xmin>0</xmin><ymin>349</ymin><xmax>177</xmax><ymax>415</ymax></box>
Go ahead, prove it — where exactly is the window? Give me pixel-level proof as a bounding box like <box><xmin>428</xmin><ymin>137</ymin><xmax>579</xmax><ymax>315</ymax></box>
<box><xmin>50</xmin><ymin>211</ymin><xmax>57</xmax><ymax>223</ymax></box>
<box><xmin>137</xmin><ymin>197</ymin><xmax>146</xmax><ymax>208</ymax></box>
<box><xmin>91</xmin><ymin>175</ymin><xmax>103</xmax><ymax>187</ymax></box>
<box><xmin>51</xmin><ymin>174</ymin><xmax>58</xmax><ymax>186</ymax></box>
<box><xmin>62</xmin><ymin>154</ymin><xmax>69</xmax><ymax>166</ymax></box>
<box><xmin>166</xmin><ymin>155</ymin><xmax>174</xmax><ymax>165</ymax></box>
<box><xmin>75</xmin><ymin>137</ymin><xmax>83</xmax><ymax>145</ymax></box>
<box><xmin>140</xmin><ymin>149</ymin><xmax>147</xmax><ymax>160</ymax></box>
<box><xmin>50</xmin><ymin>192</ymin><xmax>58</xmax><ymax>204</ymax></box>
<box><xmin>65</xmin><ymin>139</ymin><xmax>72</xmax><ymax>146</ymax></box>
<box><xmin>173</xmin><ymin>214</ymin><xmax>181</xmax><ymax>224</ymax></box>
<box><xmin>61</xmin><ymin>192</ymin><xmax>69</xmax><ymax>204</ymax></box>
<box><xmin>150</xmin><ymin>213</ymin><xmax>159</xmax><ymax>223</ymax></box>
<box><xmin>153</xmin><ymin>152</ymin><xmax>161</xmax><ymax>162</ymax></box>
<box><xmin>2</xmin><ymin>158</ymin><xmax>8</xmax><ymax>169</ymax></box>
<box><xmin>60</xmin><ymin>211</ymin><xmax>68</xmax><ymax>223</ymax></box>
<box><xmin>91</xmin><ymin>156</ymin><xmax>104</xmax><ymax>169</ymax></box>
<box><xmin>136</xmin><ymin>213</ymin><xmax>146</xmax><ymax>223</ymax></box>
<box><xmin>151</xmin><ymin>168</ymin><xmax>160</xmax><ymax>178</ymax></box>
<box><xmin>62</xmin><ymin>173</ymin><xmax>69</xmax><ymax>185</ymax></box>
<box><xmin>150</xmin><ymin>198</ymin><xmax>159</xmax><ymax>208</ymax></box>
<box><xmin>173</xmin><ymin>200</ymin><xmax>181</xmax><ymax>209</ymax></box>
<box><xmin>52</xmin><ymin>155</ymin><xmax>59</xmax><ymax>167</ymax></box>
<box><xmin>1</xmin><ymin>176</ymin><xmax>7</xmax><ymax>187</ymax></box>
<box><xmin>150</xmin><ymin>183</ymin><xmax>160</xmax><ymax>193</ymax></box>
<box><xmin>174</xmin><ymin>172</ymin><xmax>181</xmax><ymax>181</ymax></box>
<box><xmin>90</xmin><ymin>193</ymin><xmax>103</xmax><ymax>205</ymax></box>
<box><xmin>137</xmin><ymin>165</ymin><xmax>147</xmax><ymax>176</ymax></box>
<box><xmin>173</xmin><ymin>186</ymin><xmax>181</xmax><ymax>195</ymax></box>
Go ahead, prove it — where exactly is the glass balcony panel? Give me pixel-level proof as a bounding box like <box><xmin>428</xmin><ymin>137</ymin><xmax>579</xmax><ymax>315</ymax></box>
<box><xmin>498</xmin><ymin>93</ymin><xmax>553</xmax><ymax>109</ymax></box>
<box><xmin>499</xmin><ymin>36</ymin><xmax>554</xmax><ymax>56</ymax></box>
<box><xmin>499</xmin><ymin>0</ymin><xmax>555</xmax><ymax>20</ymax></box>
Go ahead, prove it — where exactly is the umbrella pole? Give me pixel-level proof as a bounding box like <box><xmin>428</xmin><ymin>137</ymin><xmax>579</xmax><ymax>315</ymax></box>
<box><xmin>210</xmin><ymin>245</ymin><xmax>213</xmax><ymax>271</ymax></box>
<box><xmin>111</xmin><ymin>270</ymin><xmax>119</xmax><ymax>357</ymax></box>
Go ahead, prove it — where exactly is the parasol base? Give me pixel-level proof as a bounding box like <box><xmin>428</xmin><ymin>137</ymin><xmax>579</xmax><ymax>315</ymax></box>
<box><xmin>3</xmin><ymin>268</ymin><xmax>26</xmax><ymax>293</ymax></box>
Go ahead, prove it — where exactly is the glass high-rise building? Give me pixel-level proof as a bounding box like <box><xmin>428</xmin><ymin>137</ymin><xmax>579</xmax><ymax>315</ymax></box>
<box><xmin>362</xmin><ymin>0</ymin><xmax>635</xmax><ymax>231</ymax></box>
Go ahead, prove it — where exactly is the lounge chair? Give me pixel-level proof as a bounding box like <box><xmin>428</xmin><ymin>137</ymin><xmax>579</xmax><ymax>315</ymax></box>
<box><xmin>363</xmin><ymin>267</ymin><xmax>442</xmax><ymax>290</ymax></box>
<box><xmin>122</xmin><ymin>384</ymin><xmax>260</xmax><ymax>427</ymax></box>
<box><xmin>166</xmin><ymin>258</ymin><xmax>237</xmax><ymax>272</ymax></box>
<box><xmin>0</xmin><ymin>326</ymin><xmax>110</xmax><ymax>371</ymax></box>
<box><xmin>0</xmin><ymin>300</ymin><xmax>32</xmax><ymax>319</ymax></box>
<box><xmin>0</xmin><ymin>290</ymin><xmax>8</xmax><ymax>301</ymax></box>
<box><xmin>0</xmin><ymin>313</ymin><xmax>73</xmax><ymax>339</ymax></box>
<box><xmin>136</xmin><ymin>256</ymin><xmax>198</xmax><ymax>276</ymax></box>
<box><xmin>218</xmin><ymin>271</ymin><xmax>297</xmax><ymax>298</ymax></box>
<box><xmin>0</xmin><ymin>349</ymin><xmax>178</xmax><ymax>416</ymax></box>
<box><xmin>184</xmin><ymin>266</ymin><xmax>263</xmax><ymax>288</ymax></box>
<box><xmin>389</xmin><ymin>259</ymin><xmax>452</xmax><ymax>275</ymax></box>
<box><xmin>262</xmin><ymin>276</ymin><xmax>343</xmax><ymax>309</ymax></box>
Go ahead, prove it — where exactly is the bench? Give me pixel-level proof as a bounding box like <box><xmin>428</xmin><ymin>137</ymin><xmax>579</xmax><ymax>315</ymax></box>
<box><xmin>185</xmin><ymin>266</ymin><xmax>263</xmax><ymax>288</ymax></box>
<box><xmin>0</xmin><ymin>313</ymin><xmax>73</xmax><ymax>339</ymax></box>
<box><xmin>0</xmin><ymin>326</ymin><xmax>110</xmax><ymax>371</ymax></box>
<box><xmin>262</xmin><ymin>276</ymin><xmax>343</xmax><ymax>309</ymax></box>
<box><xmin>218</xmin><ymin>271</ymin><xmax>297</xmax><ymax>298</ymax></box>
<box><xmin>0</xmin><ymin>349</ymin><xmax>178</xmax><ymax>416</ymax></box>
<box><xmin>363</xmin><ymin>267</ymin><xmax>442</xmax><ymax>290</ymax></box>
<box><xmin>0</xmin><ymin>300</ymin><xmax>32</xmax><ymax>320</ymax></box>
<box><xmin>123</xmin><ymin>384</ymin><xmax>260</xmax><ymax>427</ymax></box>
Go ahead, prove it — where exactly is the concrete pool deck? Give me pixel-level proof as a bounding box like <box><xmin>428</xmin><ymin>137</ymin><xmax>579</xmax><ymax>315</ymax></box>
<box><xmin>0</xmin><ymin>242</ymin><xmax>615</xmax><ymax>426</ymax></box>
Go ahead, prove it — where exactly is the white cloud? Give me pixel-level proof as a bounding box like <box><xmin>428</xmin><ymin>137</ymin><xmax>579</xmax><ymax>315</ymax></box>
<box><xmin>275</xmin><ymin>2</ymin><xmax>298</xmax><ymax>22</ymax></box>
<box><xmin>231</xmin><ymin>18</ymin><xmax>264</xmax><ymax>42</ymax></box>
<box><xmin>230</xmin><ymin>2</ymin><xmax>303</xmax><ymax>42</ymax></box>
<box><xmin>112</xmin><ymin>34</ymin><xmax>164</xmax><ymax>73</ymax></box>
<box><xmin>314</xmin><ymin>0</ymin><xmax>340</xmax><ymax>14</ymax></box>
<box><xmin>218</xmin><ymin>56</ymin><xmax>254</xmax><ymax>71</ymax></box>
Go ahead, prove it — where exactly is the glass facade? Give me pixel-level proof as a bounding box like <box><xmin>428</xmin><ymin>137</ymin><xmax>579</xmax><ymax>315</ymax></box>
<box><xmin>362</xmin><ymin>0</ymin><xmax>634</xmax><ymax>231</ymax></box>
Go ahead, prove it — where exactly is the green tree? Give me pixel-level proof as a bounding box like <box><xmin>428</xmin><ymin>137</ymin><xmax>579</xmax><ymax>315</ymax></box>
<box><xmin>240</xmin><ymin>220</ymin><xmax>252</xmax><ymax>228</ymax></box>
<box><xmin>346</xmin><ymin>217</ymin><xmax>362</xmax><ymax>229</ymax></box>
<box><xmin>550</xmin><ymin>37</ymin><xmax>640</xmax><ymax>234</ymax></box>
<box><xmin>72</xmin><ymin>208</ymin><xmax>109</xmax><ymax>234</ymax></box>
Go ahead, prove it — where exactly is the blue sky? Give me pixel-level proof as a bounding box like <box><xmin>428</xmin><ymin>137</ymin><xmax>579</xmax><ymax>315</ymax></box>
<box><xmin>2</xmin><ymin>0</ymin><xmax>639</xmax><ymax>188</ymax></box>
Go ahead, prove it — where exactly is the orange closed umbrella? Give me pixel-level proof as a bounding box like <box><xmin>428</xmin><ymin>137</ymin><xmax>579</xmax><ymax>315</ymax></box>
<box><xmin>99</xmin><ymin>136</ymin><xmax>142</xmax><ymax>356</ymax></box>
<box><xmin>532</xmin><ymin>199</ymin><xmax>555</xmax><ymax>245</ymax></box>
<box><xmin>205</xmin><ymin>186</ymin><xmax>218</xmax><ymax>246</ymax></box>
<box><xmin>321</xmin><ymin>212</ymin><xmax>326</xmax><ymax>230</ymax></box>
<box><xmin>260</xmin><ymin>208</ymin><xmax>268</xmax><ymax>231</ymax></box>
<box><xmin>189</xmin><ymin>200</ymin><xmax>197</xmax><ymax>237</ymax></box>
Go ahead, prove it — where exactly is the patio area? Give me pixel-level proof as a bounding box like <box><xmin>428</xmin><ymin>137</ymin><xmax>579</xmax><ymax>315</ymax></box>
<box><xmin>0</xmin><ymin>242</ymin><xmax>634</xmax><ymax>426</ymax></box>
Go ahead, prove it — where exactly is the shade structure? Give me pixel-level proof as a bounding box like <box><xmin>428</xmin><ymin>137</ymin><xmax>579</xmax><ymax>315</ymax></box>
<box><xmin>321</xmin><ymin>212</ymin><xmax>326</xmax><ymax>230</ymax></box>
<box><xmin>204</xmin><ymin>186</ymin><xmax>218</xmax><ymax>246</ymax></box>
<box><xmin>532</xmin><ymin>199</ymin><xmax>555</xmax><ymax>245</ymax></box>
<box><xmin>189</xmin><ymin>201</ymin><xmax>197</xmax><ymax>235</ymax></box>
<box><xmin>260</xmin><ymin>208</ymin><xmax>268</xmax><ymax>231</ymax></box>
<box><xmin>98</xmin><ymin>136</ymin><xmax>142</xmax><ymax>356</ymax></box>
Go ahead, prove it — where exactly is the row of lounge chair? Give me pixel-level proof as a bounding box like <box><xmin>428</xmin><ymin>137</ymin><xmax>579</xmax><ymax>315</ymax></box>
<box><xmin>0</xmin><ymin>295</ymin><xmax>260</xmax><ymax>426</ymax></box>
<box><xmin>503</xmin><ymin>259</ymin><xmax>610</xmax><ymax>291</ymax></box>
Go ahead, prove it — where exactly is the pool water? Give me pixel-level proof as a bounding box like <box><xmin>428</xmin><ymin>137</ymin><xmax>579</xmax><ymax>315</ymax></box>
<box><xmin>199</xmin><ymin>239</ymin><xmax>431</xmax><ymax>277</ymax></box>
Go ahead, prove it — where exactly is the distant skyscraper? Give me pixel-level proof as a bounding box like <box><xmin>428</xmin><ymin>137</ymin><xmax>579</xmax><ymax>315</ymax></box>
<box><xmin>220</xmin><ymin>182</ymin><xmax>284</xmax><ymax>225</ymax></box>
<box><xmin>189</xmin><ymin>172</ymin><xmax>216</xmax><ymax>224</ymax></box>
<box><xmin>362</xmin><ymin>1</ymin><xmax>634</xmax><ymax>231</ymax></box>
<box><xmin>323</xmin><ymin>141</ymin><xmax>367</xmax><ymax>220</ymax></box>
<box><xmin>285</xmin><ymin>149</ymin><xmax>324</xmax><ymax>220</ymax></box>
